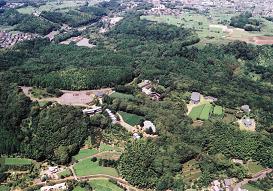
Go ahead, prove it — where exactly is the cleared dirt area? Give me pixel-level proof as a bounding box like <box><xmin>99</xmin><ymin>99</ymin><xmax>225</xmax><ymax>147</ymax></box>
<box><xmin>248</xmin><ymin>36</ymin><xmax>273</xmax><ymax>45</ymax></box>
<box><xmin>20</xmin><ymin>86</ymin><xmax>112</xmax><ymax>107</ymax></box>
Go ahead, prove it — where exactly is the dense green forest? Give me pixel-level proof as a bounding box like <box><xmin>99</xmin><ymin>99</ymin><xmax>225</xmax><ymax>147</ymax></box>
<box><xmin>0</xmin><ymin>9</ymin><xmax>59</xmax><ymax>35</ymax></box>
<box><xmin>230</xmin><ymin>12</ymin><xmax>261</xmax><ymax>31</ymax></box>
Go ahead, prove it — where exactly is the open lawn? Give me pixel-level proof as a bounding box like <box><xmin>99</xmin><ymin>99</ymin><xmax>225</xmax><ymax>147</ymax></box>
<box><xmin>242</xmin><ymin>184</ymin><xmax>262</xmax><ymax>191</ymax></box>
<box><xmin>109</xmin><ymin>92</ymin><xmax>135</xmax><ymax>100</ymax></box>
<box><xmin>199</xmin><ymin>104</ymin><xmax>213</xmax><ymax>120</ymax></box>
<box><xmin>89</xmin><ymin>179</ymin><xmax>123</xmax><ymax>191</ymax></box>
<box><xmin>73</xmin><ymin>149</ymin><xmax>99</xmax><ymax>160</ymax></box>
<box><xmin>4</xmin><ymin>158</ymin><xmax>32</xmax><ymax>166</ymax></box>
<box><xmin>74</xmin><ymin>159</ymin><xmax>118</xmax><ymax>177</ymax></box>
<box><xmin>118</xmin><ymin>111</ymin><xmax>144</xmax><ymax>126</ymax></box>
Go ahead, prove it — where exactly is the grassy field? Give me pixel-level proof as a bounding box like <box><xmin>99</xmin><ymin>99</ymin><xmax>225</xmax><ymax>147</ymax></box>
<box><xmin>118</xmin><ymin>111</ymin><xmax>144</xmax><ymax>126</ymax></box>
<box><xmin>89</xmin><ymin>179</ymin><xmax>123</xmax><ymax>191</ymax></box>
<box><xmin>245</xmin><ymin>161</ymin><xmax>264</xmax><ymax>175</ymax></box>
<box><xmin>109</xmin><ymin>92</ymin><xmax>135</xmax><ymax>100</ymax></box>
<box><xmin>4</xmin><ymin>158</ymin><xmax>32</xmax><ymax>166</ymax></box>
<box><xmin>213</xmin><ymin>105</ymin><xmax>224</xmax><ymax>115</ymax></box>
<box><xmin>74</xmin><ymin>159</ymin><xmax>118</xmax><ymax>177</ymax></box>
<box><xmin>199</xmin><ymin>104</ymin><xmax>213</xmax><ymax>120</ymax></box>
<box><xmin>73</xmin><ymin>149</ymin><xmax>99</xmax><ymax>160</ymax></box>
<box><xmin>242</xmin><ymin>184</ymin><xmax>262</xmax><ymax>191</ymax></box>
<box><xmin>73</xmin><ymin>186</ymin><xmax>86</xmax><ymax>191</ymax></box>
<box><xmin>0</xmin><ymin>186</ymin><xmax>10</xmax><ymax>191</ymax></box>
<box><xmin>188</xmin><ymin>104</ymin><xmax>205</xmax><ymax>119</ymax></box>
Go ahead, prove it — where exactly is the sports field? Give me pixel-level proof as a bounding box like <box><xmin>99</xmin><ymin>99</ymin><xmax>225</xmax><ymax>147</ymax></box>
<box><xmin>74</xmin><ymin>158</ymin><xmax>118</xmax><ymax>177</ymax></box>
<box><xmin>189</xmin><ymin>104</ymin><xmax>213</xmax><ymax>120</ymax></box>
<box><xmin>118</xmin><ymin>111</ymin><xmax>144</xmax><ymax>126</ymax></box>
<box><xmin>89</xmin><ymin>179</ymin><xmax>123</xmax><ymax>191</ymax></box>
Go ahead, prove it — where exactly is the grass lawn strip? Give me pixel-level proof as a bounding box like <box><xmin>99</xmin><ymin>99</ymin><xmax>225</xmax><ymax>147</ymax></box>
<box><xmin>118</xmin><ymin>111</ymin><xmax>144</xmax><ymax>126</ymax></box>
<box><xmin>4</xmin><ymin>158</ymin><xmax>32</xmax><ymax>166</ymax></box>
<box><xmin>246</xmin><ymin>161</ymin><xmax>264</xmax><ymax>175</ymax></box>
<box><xmin>89</xmin><ymin>179</ymin><xmax>123</xmax><ymax>191</ymax></box>
<box><xmin>74</xmin><ymin>158</ymin><xmax>118</xmax><ymax>177</ymax></box>
<box><xmin>72</xmin><ymin>186</ymin><xmax>86</xmax><ymax>191</ymax></box>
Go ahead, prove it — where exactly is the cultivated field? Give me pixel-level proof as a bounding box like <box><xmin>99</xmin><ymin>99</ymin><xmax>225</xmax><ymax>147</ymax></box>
<box><xmin>74</xmin><ymin>159</ymin><xmax>118</xmax><ymax>177</ymax></box>
<box><xmin>89</xmin><ymin>179</ymin><xmax>123</xmax><ymax>191</ymax></box>
<box><xmin>109</xmin><ymin>92</ymin><xmax>135</xmax><ymax>100</ymax></box>
<box><xmin>182</xmin><ymin>159</ymin><xmax>202</xmax><ymax>183</ymax></box>
<box><xmin>118</xmin><ymin>111</ymin><xmax>144</xmax><ymax>126</ymax></box>
<box><xmin>4</xmin><ymin>158</ymin><xmax>32</xmax><ymax>166</ymax></box>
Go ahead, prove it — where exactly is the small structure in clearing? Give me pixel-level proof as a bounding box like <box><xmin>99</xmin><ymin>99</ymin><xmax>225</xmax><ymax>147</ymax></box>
<box><xmin>190</xmin><ymin>92</ymin><xmax>201</xmax><ymax>104</ymax></box>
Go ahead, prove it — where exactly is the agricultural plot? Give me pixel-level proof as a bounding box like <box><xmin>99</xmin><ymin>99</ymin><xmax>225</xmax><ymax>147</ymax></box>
<box><xmin>118</xmin><ymin>111</ymin><xmax>144</xmax><ymax>126</ymax></box>
<box><xmin>189</xmin><ymin>104</ymin><xmax>213</xmax><ymax>120</ymax></box>
<box><xmin>73</xmin><ymin>186</ymin><xmax>86</xmax><ymax>191</ymax></box>
<box><xmin>73</xmin><ymin>149</ymin><xmax>99</xmax><ymax>161</ymax></box>
<box><xmin>74</xmin><ymin>158</ymin><xmax>118</xmax><ymax>177</ymax></box>
<box><xmin>89</xmin><ymin>179</ymin><xmax>123</xmax><ymax>191</ymax></box>
<box><xmin>182</xmin><ymin>159</ymin><xmax>202</xmax><ymax>183</ymax></box>
<box><xmin>109</xmin><ymin>92</ymin><xmax>135</xmax><ymax>100</ymax></box>
<box><xmin>4</xmin><ymin>158</ymin><xmax>32</xmax><ymax>166</ymax></box>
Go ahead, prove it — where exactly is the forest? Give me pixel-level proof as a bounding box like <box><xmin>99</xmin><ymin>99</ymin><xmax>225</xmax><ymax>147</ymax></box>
<box><xmin>230</xmin><ymin>12</ymin><xmax>261</xmax><ymax>31</ymax></box>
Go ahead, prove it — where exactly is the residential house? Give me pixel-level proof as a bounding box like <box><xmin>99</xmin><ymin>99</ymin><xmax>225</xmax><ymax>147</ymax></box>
<box><xmin>191</xmin><ymin>92</ymin><xmax>201</xmax><ymax>104</ymax></box>
<box><xmin>133</xmin><ymin>133</ymin><xmax>141</xmax><ymax>139</ymax></box>
<box><xmin>106</xmin><ymin>109</ymin><xmax>117</xmax><ymax>124</ymax></box>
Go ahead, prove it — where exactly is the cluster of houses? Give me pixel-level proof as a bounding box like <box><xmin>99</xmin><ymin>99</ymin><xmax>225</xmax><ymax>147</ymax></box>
<box><xmin>144</xmin><ymin>4</ymin><xmax>181</xmax><ymax>16</ymax></box>
<box><xmin>240</xmin><ymin>105</ymin><xmax>255</xmax><ymax>129</ymax></box>
<box><xmin>40</xmin><ymin>183</ymin><xmax>67</xmax><ymax>191</ymax></box>
<box><xmin>0</xmin><ymin>31</ymin><xmax>37</xmax><ymax>48</ymax></box>
<box><xmin>40</xmin><ymin>166</ymin><xmax>61</xmax><ymax>180</ymax></box>
<box><xmin>211</xmin><ymin>179</ymin><xmax>233</xmax><ymax>191</ymax></box>
<box><xmin>138</xmin><ymin>80</ymin><xmax>161</xmax><ymax>101</ymax></box>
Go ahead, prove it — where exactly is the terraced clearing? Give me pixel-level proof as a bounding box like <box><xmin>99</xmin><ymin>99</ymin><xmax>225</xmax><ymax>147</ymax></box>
<box><xmin>182</xmin><ymin>159</ymin><xmax>202</xmax><ymax>183</ymax></box>
<box><xmin>118</xmin><ymin>111</ymin><xmax>144</xmax><ymax>126</ymax></box>
<box><xmin>74</xmin><ymin>159</ymin><xmax>118</xmax><ymax>177</ymax></box>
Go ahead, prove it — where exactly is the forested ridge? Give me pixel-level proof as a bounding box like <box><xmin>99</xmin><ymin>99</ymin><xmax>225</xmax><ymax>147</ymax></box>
<box><xmin>0</xmin><ymin>13</ymin><xmax>273</xmax><ymax>190</ymax></box>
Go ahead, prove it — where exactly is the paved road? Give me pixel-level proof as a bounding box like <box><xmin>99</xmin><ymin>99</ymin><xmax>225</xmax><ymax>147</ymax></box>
<box><xmin>233</xmin><ymin>168</ymin><xmax>272</xmax><ymax>191</ymax></box>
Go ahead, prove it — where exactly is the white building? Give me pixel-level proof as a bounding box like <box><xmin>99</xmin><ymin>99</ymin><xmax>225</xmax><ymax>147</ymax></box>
<box><xmin>41</xmin><ymin>183</ymin><xmax>67</xmax><ymax>191</ymax></box>
<box><xmin>143</xmin><ymin>120</ymin><xmax>156</xmax><ymax>133</ymax></box>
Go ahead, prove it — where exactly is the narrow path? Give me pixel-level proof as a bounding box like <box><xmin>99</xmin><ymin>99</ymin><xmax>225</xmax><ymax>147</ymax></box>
<box><xmin>69</xmin><ymin>166</ymin><xmax>78</xmax><ymax>181</ymax></box>
<box><xmin>233</xmin><ymin>168</ymin><xmax>272</xmax><ymax>191</ymax></box>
